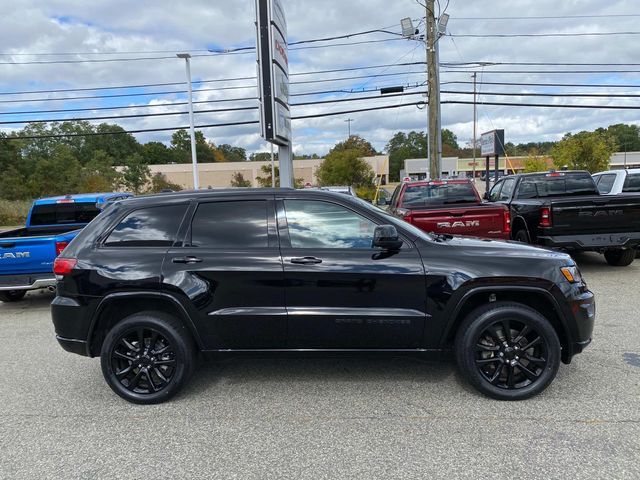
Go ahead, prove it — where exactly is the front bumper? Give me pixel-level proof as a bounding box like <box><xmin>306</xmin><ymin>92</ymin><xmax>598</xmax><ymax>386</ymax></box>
<box><xmin>563</xmin><ymin>288</ymin><xmax>595</xmax><ymax>363</ymax></box>
<box><xmin>538</xmin><ymin>231</ymin><xmax>640</xmax><ymax>251</ymax></box>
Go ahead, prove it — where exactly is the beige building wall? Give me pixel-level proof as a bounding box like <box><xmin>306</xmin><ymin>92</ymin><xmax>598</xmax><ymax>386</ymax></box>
<box><xmin>145</xmin><ymin>155</ymin><xmax>389</xmax><ymax>189</ymax></box>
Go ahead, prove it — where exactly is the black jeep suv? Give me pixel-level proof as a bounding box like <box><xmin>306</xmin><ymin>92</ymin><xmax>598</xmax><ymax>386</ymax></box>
<box><xmin>52</xmin><ymin>189</ymin><xmax>595</xmax><ymax>404</ymax></box>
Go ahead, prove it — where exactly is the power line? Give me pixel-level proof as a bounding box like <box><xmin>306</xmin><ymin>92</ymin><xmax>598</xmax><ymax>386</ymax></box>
<box><xmin>1</xmin><ymin>101</ymin><xmax>424</xmax><ymax>139</ymax></box>
<box><xmin>442</xmin><ymin>61</ymin><xmax>640</xmax><ymax>67</ymax></box>
<box><xmin>452</xmin><ymin>14</ymin><xmax>640</xmax><ymax>20</ymax></box>
<box><xmin>0</xmin><ymin>70</ymin><xmax>426</xmax><ymax>104</ymax></box>
<box><xmin>449</xmin><ymin>31</ymin><xmax>640</xmax><ymax>38</ymax></box>
<box><xmin>0</xmin><ymin>82</ymin><xmax>426</xmax><ymax>116</ymax></box>
<box><xmin>0</xmin><ymin>91</ymin><xmax>427</xmax><ymax>125</ymax></box>
<box><xmin>442</xmin><ymin>68</ymin><xmax>640</xmax><ymax>74</ymax></box>
<box><xmin>443</xmin><ymin>80</ymin><xmax>640</xmax><ymax>89</ymax></box>
<box><xmin>441</xmin><ymin>90</ymin><xmax>640</xmax><ymax>98</ymax></box>
<box><xmin>443</xmin><ymin>100</ymin><xmax>640</xmax><ymax>110</ymax></box>
<box><xmin>0</xmin><ymin>62</ymin><xmax>426</xmax><ymax>96</ymax></box>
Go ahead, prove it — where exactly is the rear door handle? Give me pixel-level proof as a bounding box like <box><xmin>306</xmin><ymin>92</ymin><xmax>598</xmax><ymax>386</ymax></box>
<box><xmin>172</xmin><ymin>256</ymin><xmax>203</xmax><ymax>264</ymax></box>
<box><xmin>290</xmin><ymin>256</ymin><xmax>322</xmax><ymax>265</ymax></box>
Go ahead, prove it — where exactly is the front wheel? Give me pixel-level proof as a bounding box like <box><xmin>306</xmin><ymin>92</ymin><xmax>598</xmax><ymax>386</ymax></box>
<box><xmin>455</xmin><ymin>302</ymin><xmax>561</xmax><ymax>400</ymax></box>
<box><xmin>0</xmin><ymin>290</ymin><xmax>27</xmax><ymax>303</ymax></box>
<box><xmin>100</xmin><ymin>312</ymin><xmax>196</xmax><ymax>404</ymax></box>
<box><xmin>604</xmin><ymin>249</ymin><xmax>635</xmax><ymax>266</ymax></box>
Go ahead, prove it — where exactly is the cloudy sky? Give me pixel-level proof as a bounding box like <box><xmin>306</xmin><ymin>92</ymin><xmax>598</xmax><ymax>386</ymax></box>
<box><xmin>1</xmin><ymin>0</ymin><xmax>639</xmax><ymax>156</ymax></box>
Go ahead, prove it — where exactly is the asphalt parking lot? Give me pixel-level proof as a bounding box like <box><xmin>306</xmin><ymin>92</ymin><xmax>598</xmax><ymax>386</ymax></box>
<box><xmin>0</xmin><ymin>252</ymin><xmax>639</xmax><ymax>479</ymax></box>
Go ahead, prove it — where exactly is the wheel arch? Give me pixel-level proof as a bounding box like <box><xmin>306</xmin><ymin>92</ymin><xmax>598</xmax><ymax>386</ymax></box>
<box><xmin>87</xmin><ymin>292</ymin><xmax>203</xmax><ymax>357</ymax></box>
<box><xmin>510</xmin><ymin>215</ymin><xmax>530</xmax><ymax>240</ymax></box>
<box><xmin>441</xmin><ymin>286</ymin><xmax>574</xmax><ymax>363</ymax></box>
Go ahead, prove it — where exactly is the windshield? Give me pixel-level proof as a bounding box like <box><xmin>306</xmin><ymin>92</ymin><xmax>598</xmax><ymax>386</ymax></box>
<box><xmin>401</xmin><ymin>183</ymin><xmax>477</xmax><ymax>207</ymax></box>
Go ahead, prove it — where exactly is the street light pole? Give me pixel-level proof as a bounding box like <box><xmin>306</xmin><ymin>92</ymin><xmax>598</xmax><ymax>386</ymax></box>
<box><xmin>472</xmin><ymin>72</ymin><xmax>477</xmax><ymax>181</ymax></box>
<box><xmin>177</xmin><ymin>53</ymin><xmax>199</xmax><ymax>190</ymax></box>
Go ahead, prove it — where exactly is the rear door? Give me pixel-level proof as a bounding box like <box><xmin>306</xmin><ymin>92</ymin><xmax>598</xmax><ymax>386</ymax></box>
<box><xmin>162</xmin><ymin>196</ymin><xmax>286</xmax><ymax>349</ymax></box>
<box><xmin>278</xmin><ymin>195</ymin><xmax>427</xmax><ymax>349</ymax></box>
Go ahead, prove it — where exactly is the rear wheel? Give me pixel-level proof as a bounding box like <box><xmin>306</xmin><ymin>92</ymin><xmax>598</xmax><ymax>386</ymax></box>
<box><xmin>100</xmin><ymin>311</ymin><xmax>196</xmax><ymax>404</ymax></box>
<box><xmin>455</xmin><ymin>302</ymin><xmax>561</xmax><ymax>400</ymax></box>
<box><xmin>514</xmin><ymin>229</ymin><xmax>529</xmax><ymax>243</ymax></box>
<box><xmin>604</xmin><ymin>249</ymin><xmax>635</xmax><ymax>267</ymax></box>
<box><xmin>0</xmin><ymin>290</ymin><xmax>27</xmax><ymax>303</ymax></box>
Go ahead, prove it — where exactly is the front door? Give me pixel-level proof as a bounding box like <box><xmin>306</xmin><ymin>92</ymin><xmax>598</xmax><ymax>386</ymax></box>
<box><xmin>162</xmin><ymin>196</ymin><xmax>286</xmax><ymax>349</ymax></box>
<box><xmin>277</xmin><ymin>197</ymin><xmax>427</xmax><ymax>349</ymax></box>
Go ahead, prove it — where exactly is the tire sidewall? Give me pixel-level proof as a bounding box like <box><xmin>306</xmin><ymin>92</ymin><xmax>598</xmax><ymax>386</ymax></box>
<box><xmin>514</xmin><ymin>229</ymin><xmax>529</xmax><ymax>243</ymax></box>
<box><xmin>100</xmin><ymin>313</ymin><xmax>192</xmax><ymax>404</ymax></box>
<box><xmin>456</xmin><ymin>304</ymin><xmax>561</xmax><ymax>400</ymax></box>
<box><xmin>0</xmin><ymin>290</ymin><xmax>27</xmax><ymax>302</ymax></box>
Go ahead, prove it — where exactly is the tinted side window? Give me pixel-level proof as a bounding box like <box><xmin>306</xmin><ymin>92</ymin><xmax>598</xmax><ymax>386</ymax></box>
<box><xmin>191</xmin><ymin>201</ymin><xmax>268</xmax><ymax>248</ymax></box>
<box><xmin>105</xmin><ymin>205</ymin><xmax>187</xmax><ymax>247</ymax></box>
<box><xmin>498</xmin><ymin>178</ymin><xmax>516</xmax><ymax>201</ymax></box>
<box><xmin>622</xmin><ymin>173</ymin><xmax>640</xmax><ymax>193</ymax></box>
<box><xmin>596</xmin><ymin>174</ymin><xmax>616</xmax><ymax>194</ymax></box>
<box><xmin>488</xmin><ymin>181</ymin><xmax>503</xmax><ymax>202</ymax></box>
<box><xmin>517</xmin><ymin>181</ymin><xmax>538</xmax><ymax>199</ymax></box>
<box><xmin>284</xmin><ymin>200</ymin><xmax>376</xmax><ymax>249</ymax></box>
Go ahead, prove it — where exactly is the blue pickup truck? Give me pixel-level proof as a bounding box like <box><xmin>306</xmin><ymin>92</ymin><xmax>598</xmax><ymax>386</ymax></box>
<box><xmin>0</xmin><ymin>192</ymin><xmax>132</xmax><ymax>302</ymax></box>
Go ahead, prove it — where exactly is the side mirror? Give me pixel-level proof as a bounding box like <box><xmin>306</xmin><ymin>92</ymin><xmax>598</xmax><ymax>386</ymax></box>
<box><xmin>372</xmin><ymin>225</ymin><xmax>403</xmax><ymax>250</ymax></box>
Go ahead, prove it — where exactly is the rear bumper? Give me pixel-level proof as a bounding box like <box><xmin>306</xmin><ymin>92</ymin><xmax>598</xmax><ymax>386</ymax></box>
<box><xmin>51</xmin><ymin>295</ymin><xmax>92</xmax><ymax>356</ymax></box>
<box><xmin>0</xmin><ymin>274</ymin><xmax>56</xmax><ymax>291</ymax></box>
<box><xmin>56</xmin><ymin>336</ymin><xmax>89</xmax><ymax>356</ymax></box>
<box><xmin>537</xmin><ymin>231</ymin><xmax>640</xmax><ymax>251</ymax></box>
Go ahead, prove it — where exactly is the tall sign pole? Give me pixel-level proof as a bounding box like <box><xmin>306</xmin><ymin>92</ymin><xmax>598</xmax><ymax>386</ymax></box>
<box><xmin>472</xmin><ymin>72</ymin><xmax>477</xmax><ymax>181</ymax></box>
<box><xmin>426</xmin><ymin>0</ymin><xmax>438</xmax><ymax>180</ymax></box>
<box><xmin>255</xmin><ymin>0</ymin><xmax>293</xmax><ymax>187</ymax></box>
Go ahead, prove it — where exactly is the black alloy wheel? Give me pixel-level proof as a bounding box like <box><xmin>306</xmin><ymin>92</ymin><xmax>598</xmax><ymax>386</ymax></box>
<box><xmin>100</xmin><ymin>312</ymin><xmax>195</xmax><ymax>404</ymax></box>
<box><xmin>455</xmin><ymin>302</ymin><xmax>560</xmax><ymax>400</ymax></box>
<box><xmin>0</xmin><ymin>290</ymin><xmax>27</xmax><ymax>303</ymax></box>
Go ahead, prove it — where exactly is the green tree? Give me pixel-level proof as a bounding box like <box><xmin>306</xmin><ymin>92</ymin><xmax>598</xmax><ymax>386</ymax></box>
<box><xmin>315</xmin><ymin>149</ymin><xmax>375</xmax><ymax>187</ymax></box>
<box><xmin>147</xmin><ymin>173</ymin><xmax>182</xmax><ymax>193</ymax></box>
<box><xmin>385</xmin><ymin>131</ymin><xmax>427</xmax><ymax>181</ymax></box>
<box><xmin>141</xmin><ymin>141</ymin><xmax>172</xmax><ymax>165</ymax></box>
<box><xmin>78</xmin><ymin>150</ymin><xmax>122</xmax><ymax>193</ymax></box>
<box><xmin>551</xmin><ymin>131</ymin><xmax>616</xmax><ymax>173</ymax></box>
<box><xmin>217</xmin><ymin>144</ymin><xmax>247</xmax><ymax>162</ymax></box>
<box><xmin>255</xmin><ymin>165</ymin><xmax>303</xmax><ymax>188</ymax></box>
<box><xmin>441</xmin><ymin>128</ymin><xmax>459</xmax><ymax>155</ymax></box>
<box><xmin>0</xmin><ymin>166</ymin><xmax>30</xmax><ymax>200</ymax></box>
<box><xmin>28</xmin><ymin>145</ymin><xmax>81</xmax><ymax>197</ymax></box>
<box><xmin>249</xmin><ymin>152</ymin><xmax>278</xmax><ymax>162</ymax></box>
<box><xmin>85</xmin><ymin>123</ymin><xmax>141</xmax><ymax>163</ymax></box>
<box><xmin>170</xmin><ymin>129</ymin><xmax>217</xmax><ymax>163</ymax></box>
<box><xmin>230</xmin><ymin>172</ymin><xmax>252</xmax><ymax>187</ymax></box>
<box><xmin>523</xmin><ymin>149</ymin><xmax>549</xmax><ymax>173</ymax></box>
<box><xmin>599</xmin><ymin>124</ymin><xmax>640</xmax><ymax>152</ymax></box>
<box><xmin>122</xmin><ymin>154</ymin><xmax>151</xmax><ymax>194</ymax></box>
<box><xmin>329</xmin><ymin>135</ymin><xmax>376</xmax><ymax>156</ymax></box>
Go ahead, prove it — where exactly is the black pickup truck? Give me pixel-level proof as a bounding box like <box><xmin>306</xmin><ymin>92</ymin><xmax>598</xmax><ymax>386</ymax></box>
<box><xmin>486</xmin><ymin>171</ymin><xmax>640</xmax><ymax>266</ymax></box>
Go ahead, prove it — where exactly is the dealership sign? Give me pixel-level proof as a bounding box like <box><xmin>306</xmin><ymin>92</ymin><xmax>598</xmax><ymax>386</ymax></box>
<box><xmin>255</xmin><ymin>0</ymin><xmax>290</xmax><ymax>144</ymax></box>
<box><xmin>480</xmin><ymin>129</ymin><xmax>505</xmax><ymax>157</ymax></box>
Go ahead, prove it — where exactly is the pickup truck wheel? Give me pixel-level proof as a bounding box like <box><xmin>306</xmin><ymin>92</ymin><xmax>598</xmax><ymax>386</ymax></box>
<box><xmin>455</xmin><ymin>302</ymin><xmax>560</xmax><ymax>400</ymax></box>
<box><xmin>604</xmin><ymin>249</ymin><xmax>635</xmax><ymax>267</ymax></box>
<box><xmin>100</xmin><ymin>312</ymin><xmax>196</xmax><ymax>405</ymax></box>
<box><xmin>0</xmin><ymin>290</ymin><xmax>27</xmax><ymax>302</ymax></box>
<box><xmin>514</xmin><ymin>229</ymin><xmax>529</xmax><ymax>243</ymax></box>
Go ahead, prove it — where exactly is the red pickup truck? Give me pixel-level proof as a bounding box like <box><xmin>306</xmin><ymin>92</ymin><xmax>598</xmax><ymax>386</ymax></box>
<box><xmin>387</xmin><ymin>179</ymin><xmax>511</xmax><ymax>239</ymax></box>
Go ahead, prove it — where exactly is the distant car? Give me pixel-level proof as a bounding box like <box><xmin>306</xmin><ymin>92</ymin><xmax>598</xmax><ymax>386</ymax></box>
<box><xmin>387</xmin><ymin>179</ymin><xmax>511</xmax><ymax>240</ymax></box>
<box><xmin>0</xmin><ymin>192</ymin><xmax>132</xmax><ymax>302</ymax></box>
<box><xmin>320</xmin><ymin>186</ymin><xmax>357</xmax><ymax>196</ymax></box>
<box><xmin>592</xmin><ymin>169</ymin><xmax>640</xmax><ymax>195</ymax></box>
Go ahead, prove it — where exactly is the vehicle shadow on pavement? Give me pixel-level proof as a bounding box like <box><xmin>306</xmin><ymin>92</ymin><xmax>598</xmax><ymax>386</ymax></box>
<box><xmin>0</xmin><ymin>290</ymin><xmax>54</xmax><ymax>312</ymax></box>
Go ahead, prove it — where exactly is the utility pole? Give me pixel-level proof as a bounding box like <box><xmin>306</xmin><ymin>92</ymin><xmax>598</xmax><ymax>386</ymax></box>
<box><xmin>177</xmin><ymin>53</ymin><xmax>199</xmax><ymax>189</ymax></box>
<box><xmin>472</xmin><ymin>72</ymin><xmax>477</xmax><ymax>182</ymax></box>
<box><xmin>345</xmin><ymin>118</ymin><xmax>354</xmax><ymax>138</ymax></box>
<box><xmin>426</xmin><ymin>0</ymin><xmax>438</xmax><ymax>180</ymax></box>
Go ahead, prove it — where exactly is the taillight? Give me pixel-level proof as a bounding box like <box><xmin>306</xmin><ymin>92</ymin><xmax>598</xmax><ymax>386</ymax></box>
<box><xmin>503</xmin><ymin>209</ymin><xmax>511</xmax><ymax>234</ymax></box>
<box><xmin>55</xmin><ymin>241</ymin><xmax>69</xmax><ymax>256</ymax></box>
<box><xmin>53</xmin><ymin>257</ymin><xmax>77</xmax><ymax>276</ymax></box>
<box><xmin>539</xmin><ymin>207</ymin><xmax>552</xmax><ymax>227</ymax></box>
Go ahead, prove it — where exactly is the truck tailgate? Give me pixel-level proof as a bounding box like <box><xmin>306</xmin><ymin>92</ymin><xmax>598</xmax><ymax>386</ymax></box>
<box><xmin>550</xmin><ymin>194</ymin><xmax>640</xmax><ymax>235</ymax></box>
<box><xmin>407</xmin><ymin>204</ymin><xmax>508</xmax><ymax>238</ymax></box>
<box><xmin>0</xmin><ymin>235</ymin><xmax>58</xmax><ymax>275</ymax></box>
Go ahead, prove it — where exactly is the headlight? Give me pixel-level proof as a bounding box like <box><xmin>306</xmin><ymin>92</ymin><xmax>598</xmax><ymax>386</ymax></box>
<box><xmin>560</xmin><ymin>265</ymin><xmax>583</xmax><ymax>284</ymax></box>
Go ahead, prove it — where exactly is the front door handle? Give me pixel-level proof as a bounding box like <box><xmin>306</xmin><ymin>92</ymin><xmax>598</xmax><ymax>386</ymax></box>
<box><xmin>172</xmin><ymin>256</ymin><xmax>203</xmax><ymax>264</ymax></box>
<box><xmin>290</xmin><ymin>256</ymin><xmax>322</xmax><ymax>265</ymax></box>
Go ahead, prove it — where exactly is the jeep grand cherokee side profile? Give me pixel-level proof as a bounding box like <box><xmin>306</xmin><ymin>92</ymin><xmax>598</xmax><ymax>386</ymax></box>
<box><xmin>51</xmin><ymin>189</ymin><xmax>595</xmax><ymax>404</ymax></box>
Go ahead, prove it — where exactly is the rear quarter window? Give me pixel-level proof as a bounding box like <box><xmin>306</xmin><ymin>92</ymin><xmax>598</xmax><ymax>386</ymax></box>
<box><xmin>104</xmin><ymin>205</ymin><xmax>188</xmax><ymax>247</ymax></box>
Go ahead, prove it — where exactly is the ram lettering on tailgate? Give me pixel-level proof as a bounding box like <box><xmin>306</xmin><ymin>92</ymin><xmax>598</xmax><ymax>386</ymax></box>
<box><xmin>0</xmin><ymin>252</ymin><xmax>30</xmax><ymax>260</ymax></box>
<box><xmin>437</xmin><ymin>220</ymin><xmax>480</xmax><ymax>228</ymax></box>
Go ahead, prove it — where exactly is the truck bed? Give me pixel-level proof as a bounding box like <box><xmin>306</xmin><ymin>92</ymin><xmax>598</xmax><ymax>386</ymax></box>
<box><xmin>0</xmin><ymin>225</ymin><xmax>79</xmax><ymax>239</ymax></box>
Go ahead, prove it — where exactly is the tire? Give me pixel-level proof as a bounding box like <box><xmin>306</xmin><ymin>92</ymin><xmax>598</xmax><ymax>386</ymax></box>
<box><xmin>455</xmin><ymin>301</ymin><xmax>561</xmax><ymax>400</ymax></box>
<box><xmin>100</xmin><ymin>311</ymin><xmax>196</xmax><ymax>404</ymax></box>
<box><xmin>513</xmin><ymin>229</ymin><xmax>529</xmax><ymax>243</ymax></box>
<box><xmin>604</xmin><ymin>249</ymin><xmax>635</xmax><ymax>267</ymax></box>
<box><xmin>0</xmin><ymin>290</ymin><xmax>27</xmax><ymax>303</ymax></box>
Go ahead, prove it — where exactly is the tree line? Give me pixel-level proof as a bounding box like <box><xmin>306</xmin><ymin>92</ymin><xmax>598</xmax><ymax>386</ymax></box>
<box><xmin>0</xmin><ymin>120</ymin><xmax>635</xmax><ymax>200</ymax></box>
